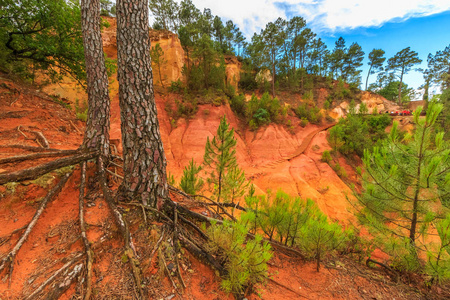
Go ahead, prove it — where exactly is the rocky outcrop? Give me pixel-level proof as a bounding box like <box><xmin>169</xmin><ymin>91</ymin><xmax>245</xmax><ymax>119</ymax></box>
<box><xmin>225</xmin><ymin>55</ymin><xmax>241</xmax><ymax>90</ymax></box>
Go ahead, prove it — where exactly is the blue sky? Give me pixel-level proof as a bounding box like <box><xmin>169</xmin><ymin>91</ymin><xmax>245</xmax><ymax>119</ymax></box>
<box><xmin>180</xmin><ymin>0</ymin><xmax>450</xmax><ymax>93</ymax></box>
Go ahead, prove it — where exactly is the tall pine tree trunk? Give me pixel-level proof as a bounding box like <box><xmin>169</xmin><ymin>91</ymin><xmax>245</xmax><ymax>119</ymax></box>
<box><xmin>398</xmin><ymin>69</ymin><xmax>404</xmax><ymax>106</ymax></box>
<box><xmin>80</xmin><ymin>0</ymin><xmax>110</xmax><ymax>156</ymax></box>
<box><xmin>116</xmin><ymin>0</ymin><xmax>168</xmax><ymax>206</ymax></box>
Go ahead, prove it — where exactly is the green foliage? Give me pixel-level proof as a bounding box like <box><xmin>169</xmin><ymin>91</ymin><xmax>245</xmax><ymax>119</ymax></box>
<box><xmin>205</xmin><ymin>220</ymin><xmax>272</xmax><ymax>296</ymax></box>
<box><xmin>356</xmin><ymin>102</ymin><xmax>450</xmax><ymax>277</ymax></box>
<box><xmin>294</xmin><ymin>103</ymin><xmax>322</xmax><ymax>124</ymax></box>
<box><xmin>222</xmin><ymin>166</ymin><xmax>248</xmax><ymax>205</ymax></box>
<box><xmin>321</xmin><ymin>150</ymin><xmax>332</xmax><ymax>163</ymax></box>
<box><xmin>365</xmin><ymin>48</ymin><xmax>386</xmax><ymax>90</ymax></box>
<box><xmin>386</xmin><ymin>47</ymin><xmax>422</xmax><ymax>104</ymax></box>
<box><xmin>0</xmin><ymin>0</ymin><xmax>85</xmax><ymax>83</ymax></box>
<box><xmin>179</xmin><ymin>159</ymin><xmax>204</xmax><ymax>195</ymax></box>
<box><xmin>297</xmin><ymin>208</ymin><xmax>349</xmax><ymax>271</ymax></box>
<box><xmin>242</xmin><ymin>190</ymin><xmax>352</xmax><ymax>271</ymax></box>
<box><xmin>150</xmin><ymin>43</ymin><xmax>167</xmax><ymax>87</ymax></box>
<box><xmin>203</xmin><ymin>116</ymin><xmax>238</xmax><ymax>202</ymax></box>
<box><xmin>328</xmin><ymin>114</ymin><xmax>391</xmax><ymax>157</ymax></box>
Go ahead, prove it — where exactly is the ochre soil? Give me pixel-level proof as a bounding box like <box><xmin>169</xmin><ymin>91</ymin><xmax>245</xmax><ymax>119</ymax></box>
<box><xmin>0</xmin><ymin>75</ymin><xmax>447</xmax><ymax>299</ymax></box>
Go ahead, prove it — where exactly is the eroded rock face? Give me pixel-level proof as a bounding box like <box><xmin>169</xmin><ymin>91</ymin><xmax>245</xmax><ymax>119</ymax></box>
<box><xmin>149</xmin><ymin>29</ymin><xmax>185</xmax><ymax>87</ymax></box>
<box><xmin>359</xmin><ymin>91</ymin><xmax>385</xmax><ymax>113</ymax></box>
<box><xmin>225</xmin><ymin>56</ymin><xmax>241</xmax><ymax>90</ymax></box>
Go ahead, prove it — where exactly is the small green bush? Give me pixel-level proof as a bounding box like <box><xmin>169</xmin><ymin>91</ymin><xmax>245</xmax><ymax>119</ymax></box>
<box><xmin>321</xmin><ymin>150</ymin><xmax>332</xmax><ymax>163</ymax></box>
<box><xmin>205</xmin><ymin>220</ymin><xmax>272</xmax><ymax>297</ymax></box>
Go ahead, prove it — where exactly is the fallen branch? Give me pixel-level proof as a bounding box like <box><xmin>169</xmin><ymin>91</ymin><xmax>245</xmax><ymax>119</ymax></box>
<box><xmin>173</xmin><ymin>205</ymin><xmax>186</xmax><ymax>289</ymax></box>
<box><xmin>25</xmin><ymin>253</ymin><xmax>84</xmax><ymax>300</ymax></box>
<box><xmin>0</xmin><ymin>150</ymin><xmax>98</xmax><ymax>185</ymax></box>
<box><xmin>366</xmin><ymin>258</ymin><xmax>399</xmax><ymax>282</ymax></box>
<box><xmin>98</xmin><ymin>156</ymin><xmax>144</xmax><ymax>298</ymax></box>
<box><xmin>178</xmin><ymin>234</ymin><xmax>225</xmax><ymax>276</ymax></box>
<box><xmin>0</xmin><ymin>225</ymin><xmax>27</xmax><ymax>247</ymax></box>
<box><xmin>32</xmin><ymin>131</ymin><xmax>49</xmax><ymax>148</ymax></box>
<box><xmin>0</xmin><ymin>145</ymin><xmax>64</xmax><ymax>152</ymax></box>
<box><xmin>0</xmin><ymin>149</ymin><xmax>80</xmax><ymax>165</ymax></box>
<box><xmin>0</xmin><ymin>171</ymin><xmax>73</xmax><ymax>284</ymax></box>
<box><xmin>78</xmin><ymin>162</ymin><xmax>93</xmax><ymax>300</ymax></box>
<box><xmin>142</xmin><ymin>228</ymin><xmax>166</xmax><ymax>272</ymax></box>
<box><xmin>192</xmin><ymin>194</ymin><xmax>236</xmax><ymax>221</ymax></box>
<box><xmin>160</xmin><ymin>248</ymin><xmax>180</xmax><ymax>293</ymax></box>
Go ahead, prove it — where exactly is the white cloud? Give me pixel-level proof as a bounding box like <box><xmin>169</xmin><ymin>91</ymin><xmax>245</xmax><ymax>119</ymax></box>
<box><xmin>182</xmin><ymin>0</ymin><xmax>450</xmax><ymax>36</ymax></box>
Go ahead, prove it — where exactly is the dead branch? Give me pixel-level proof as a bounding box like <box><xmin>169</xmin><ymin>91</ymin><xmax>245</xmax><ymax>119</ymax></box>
<box><xmin>0</xmin><ymin>145</ymin><xmax>64</xmax><ymax>152</ymax></box>
<box><xmin>98</xmin><ymin>156</ymin><xmax>144</xmax><ymax>298</ymax></box>
<box><xmin>0</xmin><ymin>171</ymin><xmax>73</xmax><ymax>284</ymax></box>
<box><xmin>178</xmin><ymin>234</ymin><xmax>226</xmax><ymax>276</ymax></box>
<box><xmin>17</xmin><ymin>125</ymin><xmax>28</xmax><ymax>139</ymax></box>
<box><xmin>32</xmin><ymin>131</ymin><xmax>49</xmax><ymax>148</ymax></box>
<box><xmin>78</xmin><ymin>162</ymin><xmax>93</xmax><ymax>300</ymax></box>
<box><xmin>69</xmin><ymin>120</ymin><xmax>81</xmax><ymax>133</ymax></box>
<box><xmin>160</xmin><ymin>248</ymin><xmax>180</xmax><ymax>293</ymax></box>
<box><xmin>366</xmin><ymin>258</ymin><xmax>399</xmax><ymax>282</ymax></box>
<box><xmin>268</xmin><ymin>278</ymin><xmax>312</xmax><ymax>299</ymax></box>
<box><xmin>178</xmin><ymin>214</ymin><xmax>209</xmax><ymax>241</ymax></box>
<box><xmin>106</xmin><ymin>168</ymin><xmax>124</xmax><ymax>180</ymax></box>
<box><xmin>0</xmin><ymin>150</ymin><xmax>98</xmax><ymax>185</ymax></box>
<box><xmin>25</xmin><ymin>253</ymin><xmax>84</xmax><ymax>300</ymax></box>
<box><xmin>46</xmin><ymin>262</ymin><xmax>84</xmax><ymax>299</ymax></box>
<box><xmin>0</xmin><ymin>149</ymin><xmax>80</xmax><ymax>165</ymax></box>
<box><xmin>143</xmin><ymin>228</ymin><xmax>166</xmax><ymax>272</ymax></box>
<box><xmin>173</xmin><ymin>205</ymin><xmax>186</xmax><ymax>289</ymax></box>
<box><xmin>0</xmin><ymin>225</ymin><xmax>27</xmax><ymax>247</ymax></box>
<box><xmin>192</xmin><ymin>194</ymin><xmax>236</xmax><ymax>221</ymax></box>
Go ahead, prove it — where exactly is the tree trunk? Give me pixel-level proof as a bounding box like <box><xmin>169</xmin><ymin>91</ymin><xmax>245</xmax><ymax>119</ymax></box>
<box><xmin>80</xmin><ymin>0</ymin><xmax>111</xmax><ymax>156</ymax></box>
<box><xmin>365</xmin><ymin>64</ymin><xmax>372</xmax><ymax>91</ymax></box>
<box><xmin>398</xmin><ymin>69</ymin><xmax>404</xmax><ymax>106</ymax></box>
<box><xmin>116</xmin><ymin>0</ymin><xmax>168</xmax><ymax>206</ymax></box>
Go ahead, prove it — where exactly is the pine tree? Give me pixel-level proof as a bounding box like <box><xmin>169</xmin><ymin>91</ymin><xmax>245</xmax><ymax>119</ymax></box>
<box><xmin>203</xmin><ymin>116</ymin><xmax>237</xmax><ymax>202</ymax></box>
<box><xmin>222</xmin><ymin>166</ymin><xmax>248</xmax><ymax>205</ymax></box>
<box><xmin>357</xmin><ymin>102</ymin><xmax>450</xmax><ymax>269</ymax></box>
<box><xmin>179</xmin><ymin>159</ymin><xmax>204</xmax><ymax>195</ymax></box>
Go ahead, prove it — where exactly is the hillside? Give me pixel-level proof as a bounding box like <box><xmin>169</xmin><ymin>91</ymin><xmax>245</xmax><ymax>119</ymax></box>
<box><xmin>1</xmin><ymin>71</ymin><xmax>442</xmax><ymax>300</ymax></box>
<box><xmin>1</xmin><ymin>17</ymin><xmax>446</xmax><ymax>300</ymax></box>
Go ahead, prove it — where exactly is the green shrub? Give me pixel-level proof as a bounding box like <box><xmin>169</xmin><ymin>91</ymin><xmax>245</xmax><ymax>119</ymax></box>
<box><xmin>169</xmin><ymin>80</ymin><xmax>183</xmax><ymax>93</ymax></box>
<box><xmin>205</xmin><ymin>220</ymin><xmax>272</xmax><ymax>297</ymax></box>
<box><xmin>179</xmin><ymin>159</ymin><xmax>204</xmax><ymax>195</ymax></box>
<box><xmin>321</xmin><ymin>150</ymin><xmax>332</xmax><ymax>163</ymax></box>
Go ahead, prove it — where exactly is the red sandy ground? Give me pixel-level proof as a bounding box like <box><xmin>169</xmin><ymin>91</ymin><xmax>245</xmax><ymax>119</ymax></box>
<box><xmin>0</xmin><ymin>75</ymin><xmax>446</xmax><ymax>299</ymax></box>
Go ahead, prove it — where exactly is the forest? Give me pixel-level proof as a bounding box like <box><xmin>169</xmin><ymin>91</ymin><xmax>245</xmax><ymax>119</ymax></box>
<box><xmin>0</xmin><ymin>0</ymin><xmax>450</xmax><ymax>299</ymax></box>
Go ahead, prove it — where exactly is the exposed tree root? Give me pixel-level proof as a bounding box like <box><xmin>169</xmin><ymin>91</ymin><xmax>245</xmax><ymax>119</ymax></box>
<box><xmin>366</xmin><ymin>258</ymin><xmax>399</xmax><ymax>282</ymax></box>
<box><xmin>0</xmin><ymin>150</ymin><xmax>98</xmax><ymax>185</ymax></box>
<box><xmin>178</xmin><ymin>234</ymin><xmax>226</xmax><ymax>276</ymax></box>
<box><xmin>0</xmin><ymin>171</ymin><xmax>73</xmax><ymax>285</ymax></box>
<box><xmin>160</xmin><ymin>248</ymin><xmax>180</xmax><ymax>294</ymax></box>
<box><xmin>0</xmin><ymin>144</ymin><xmax>64</xmax><ymax>152</ymax></box>
<box><xmin>98</xmin><ymin>156</ymin><xmax>144</xmax><ymax>298</ymax></box>
<box><xmin>0</xmin><ymin>225</ymin><xmax>27</xmax><ymax>247</ymax></box>
<box><xmin>78</xmin><ymin>161</ymin><xmax>93</xmax><ymax>300</ymax></box>
<box><xmin>142</xmin><ymin>228</ymin><xmax>166</xmax><ymax>272</ymax></box>
<box><xmin>25</xmin><ymin>253</ymin><xmax>84</xmax><ymax>300</ymax></box>
<box><xmin>172</xmin><ymin>205</ymin><xmax>186</xmax><ymax>289</ymax></box>
<box><xmin>0</xmin><ymin>149</ymin><xmax>80</xmax><ymax>165</ymax></box>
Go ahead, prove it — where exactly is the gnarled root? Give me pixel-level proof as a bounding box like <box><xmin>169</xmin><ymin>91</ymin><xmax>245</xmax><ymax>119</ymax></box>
<box><xmin>98</xmin><ymin>156</ymin><xmax>144</xmax><ymax>298</ymax></box>
<box><xmin>0</xmin><ymin>171</ymin><xmax>73</xmax><ymax>285</ymax></box>
<box><xmin>0</xmin><ymin>151</ymin><xmax>98</xmax><ymax>185</ymax></box>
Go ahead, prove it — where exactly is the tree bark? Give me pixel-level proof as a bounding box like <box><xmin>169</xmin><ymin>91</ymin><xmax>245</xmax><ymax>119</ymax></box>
<box><xmin>80</xmin><ymin>0</ymin><xmax>111</xmax><ymax>157</ymax></box>
<box><xmin>116</xmin><ymin>0</ymin><xmax>168</xmax><ymax>206</ymax></box>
